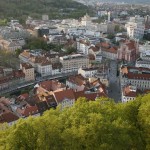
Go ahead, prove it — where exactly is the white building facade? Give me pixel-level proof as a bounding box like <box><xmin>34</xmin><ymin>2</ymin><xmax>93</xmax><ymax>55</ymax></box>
<box><xmin>78</xmin><ymin>68</ymin><xmax>98</xmax><ymax>78</ymax></box>
<box><xmin>125</xmin><ymin>16</ymin><xmax>145</xmax><ymax>39</ymax></box>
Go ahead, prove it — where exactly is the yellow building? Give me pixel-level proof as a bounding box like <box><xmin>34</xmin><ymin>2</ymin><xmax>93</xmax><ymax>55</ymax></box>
<box><xmin>59</xmin><ymin>54</ymin><xmax>89</xmax><ymax>73</ymax></box>
<box><xmin>20</xmin><ymin>63</ymin><xmax>35</xmax><ymax>81</ymax></box>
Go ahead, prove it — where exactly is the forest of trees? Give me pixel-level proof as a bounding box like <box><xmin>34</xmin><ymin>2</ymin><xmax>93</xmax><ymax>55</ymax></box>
<box><xmin>0</xmin><ymin>93</ymin><xmax>150</xmax><ymax>150</ymax></box>
<box><xmin>0</xmin><ymin>0</ymin><xmax>93</xmax><ymax>24</ymax></box>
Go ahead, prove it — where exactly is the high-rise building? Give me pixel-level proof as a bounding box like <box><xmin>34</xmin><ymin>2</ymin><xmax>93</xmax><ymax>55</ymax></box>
<box><xmin>125</xmin><ymin>16</ymin><xmax>145</xmax><ymax>40</ymax></box>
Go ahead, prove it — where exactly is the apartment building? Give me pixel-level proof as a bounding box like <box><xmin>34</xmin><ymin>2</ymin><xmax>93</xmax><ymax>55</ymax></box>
<box><xmin>120</xmin><ymin>66</ymin><xmax>150</xmax><ymax>91</ymax></box>
<box><xmin>0</xmin><ymin>70</ymin><xmax>25</xmax><ymax>91</ymax></box>
<box><xmin>53</xmin><ymin>89</ymin><xmax>75</xmax><ymax>109</ymax></box>
<box><xmin>121</xmin><ymin>85</ymin><xmax>139</xmax><ymax>103</ymax></box>
<box><xmin>66</xmin><ymin>74</ymin><xmax>86</xmax><ymax>92</ymax></box>
<box><xmin>59</xmin><ymin>54</ymin><xmax>89</xmax><ymax>73</ymax></box>
<box><xmin>125</xmin><ymin>16</ymin><xmax>145</xmax><ymax>39</ymax></box>
<box><xmin>81</xmin><ymin>14</ymin><xmax>92</xmax><ymax>26</ymax></box>
<box><xmin>139</xmin><ymin>42</ymin><xmax>150</xmax><ymax>53</ymax></box>
<box><xmin>77</xmin><ymin>39</ymin><xmax>90</xmax><ymax>55</ymax></box>
<box><xmin>20</xmin><ymin>63</ymin><xmax>35</xmax><ymax>81</ymax></box>
<box><xmin>136</xmin><ymin>58</ymin><xmax>150</xmax><ymax>69</ymax></box>
<box><xmin>88</xmin><ymin>46</ymin><xmax>101</xmax><ymax>59</ymax></box>
<box><xmin>19</xmin><ymin>50</ymin><xmax>31</xmax><ymax>62</ymax></box>
<box><xmin>136</xmin><ymin>50</ymin><xmax>150</xmax><ymax>69</ymax></box>
<box><xmin>99</xmin><ymin>42</ymin><xmax>118</xmax><ymax>60</ymax></box>
<box><xmin>37</xmin><ymin>61</ymin><xmax>52</xmax><ymax>77</ymax></box>
<box><xmin>0</xmin><ymin>39</ymin><xmax>23</xmax><ymax>51</ymax></box>
<box><xmin>78</xmin><ymin>67</ymin><xmax>98</xmax><ymax>78</ymax></box>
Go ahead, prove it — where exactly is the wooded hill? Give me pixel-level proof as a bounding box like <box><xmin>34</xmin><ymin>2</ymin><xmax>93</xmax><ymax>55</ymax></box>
<box><xmin>0</xmin><ymin>93</ymin><xmax>150</xmax><ymax>150</ymax></box>
<box><xmin>0</xmin><ymin>0</ymin><xmax>92</xmax><ymax>23</ymax></box>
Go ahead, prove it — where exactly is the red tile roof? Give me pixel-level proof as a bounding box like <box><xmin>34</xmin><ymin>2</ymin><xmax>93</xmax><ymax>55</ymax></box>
<box><xmin>121</xmin><ymin>66</ymin><xmax>150</xmax><ymax>80</ymax></box>
<box><xmin>22</xmin><ymin>105</ymin><xmax>38</xmax><ymax>117</ymax></box>
<box><xmin>127</xmin><ymin>73</ymin><xmax>150</xmax><ymax>80</ymax></box>
<box><xmin>74</xmin><ymin>91</ymin><xmax>106</xmax><ymax>101</ymax></box>
<box><xmin>123</xmin><ymin>85</ymin><xmax>138</xmax><ymax>97</ymax></box>
<box><xmin>18</xmin><ymin>93</ymin><xmax>29</xmax><ymax>100</ymax></box>
<box><xmin>39</xmin><ymin>80</ymin><xmax>66</xmax><ymax>91</ymax></box>
<box><xmin>67</xmin><ymin>74</ymin><xmax>86</xmax><ymax>86</ymax></box>
<box><xmin>0</xmin><ymin>112</ymin><xmax>19</xmax><ymax>123</ymax></box>
<box><xmin>120</xmin><ymin>40</ymin><xmax>137</xmax><ymax>50</ymax></box>
<box><xmin>54</xmin><ymin>89</ymin><xmax>75</xmax><ymax>103</ymax></box>
<box><xmin>13</xmin><ymin>70</ymin><xmax>25</xmax><ymax>78</ymax></box>
<box><xmin>99</xmin><ymin>42</ymin><xmax>110</xmax><ymax>48</ymax></box>
<box><xmin>40</xmin><ymin>60</ymin><xmax>51</xmax><ymax>66</ymax></box>
<box><xmin>0</xmin><ymin>76</ymin><xmax>11</xmax><ymax>84</ymax></box>
<box><xmin>101</xmin><ymin>46</ymin><xmax>118</xmax><ymax>54</ymax></box>
<box><xmin>21</xmin><ymin>63</ymin><xmax>33</xmax><ymax>69</ymax></box>
<box><xmin>89</xmin><ymin>46</ymin><xmax>99</xmax><ymax>52</ymax></box>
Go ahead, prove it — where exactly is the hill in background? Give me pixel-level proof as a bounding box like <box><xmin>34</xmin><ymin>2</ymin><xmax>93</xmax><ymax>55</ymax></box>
<box><xmin>0</xmin><ymin>0</ymin><xmax>93</xmax><ymax>23</ymax></box>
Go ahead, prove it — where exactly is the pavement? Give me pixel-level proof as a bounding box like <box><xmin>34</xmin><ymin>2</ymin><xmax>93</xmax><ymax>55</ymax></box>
<box><xmin>108</xmin><ymin>60</ymin><xmax>121</xmax><ymax>102</ymax></box>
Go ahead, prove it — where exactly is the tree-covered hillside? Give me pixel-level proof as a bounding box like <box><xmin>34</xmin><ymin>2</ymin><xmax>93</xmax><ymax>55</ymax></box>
<box><xmin>0</xmin><ymin>94</ymin><xmax>150</xmax><ymax>150</ymax></box>
<box><xmin>0</xmin><ymin>0</ymin><xmax>93</xmax><ymax>23</ymax></box>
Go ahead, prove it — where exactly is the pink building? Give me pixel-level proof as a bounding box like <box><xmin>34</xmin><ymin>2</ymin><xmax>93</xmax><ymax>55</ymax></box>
<box><xmin>117</xmin><ymin>40</ymin><xmax>139</xmax><ymax>62</ymax></box>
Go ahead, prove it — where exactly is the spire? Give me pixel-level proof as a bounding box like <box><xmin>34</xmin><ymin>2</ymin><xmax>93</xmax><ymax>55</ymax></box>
<box><xmin>108</xmin><ymin>11</ymin><xmax>111</xmax><ymax>22</ymax></box>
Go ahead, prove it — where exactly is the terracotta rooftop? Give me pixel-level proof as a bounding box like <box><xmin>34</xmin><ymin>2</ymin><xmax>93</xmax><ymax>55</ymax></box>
<box><xmin>21</xmin><ymin>63</ymin><xmax>33</xmax><ymax>69</ymax></box>
<box><xmin>123</xmin><ymin>85</ymin><xmax>138</xmax><ymax>97</ymax></box>
<box><xmin>67</xmin><ymin>74</ymin><xmax>86</xmax><ymax>86</ymax></box>
<box><xmin>74</xmin><ymin>91</ymin><xmax>107</xmax><ymax>101</ymax></box>
<box><xmin>54</xmin><ymin>89</ymin><xmax>75</xmax><ymax>103</ymax></box>
<box><xmin>0</xmin><ymin>112</ymin><xmax>19</xmax><ymax>123</ymax></box>
<box><xmin>120</xmin><ymin>40</ymin><xmax>137</xmax><ymax>50</ymax></box>
<box><xmin>26</xmin><ymin>95</ymin><xmax>41</xmax><ymax>106</ymax></box>
<box><xmin>18</xmin><ymin>93</ymin><xmax>29</xmax><ymax>100</ymax></box>
<box><xmin>121</xmin><ymin>66</ymin><xmax>150</xmax><ymax>80</ymax></box>
<box><xmin>99</xmin><ymin>42</ymin><xmax>111</xmax><ymax>48</ymax></box>
<box><xmin>23</xmin><ymin>105</ymin><xmax>39</xmax><ymax>117</ymax></box>
<box><xmin>13</xmin><ymin>70</ymin><xmax>25</xmax><ymax>78</ymax></box>
<box><xmin>101</xmin><ymin>46</ymin><xmax>118</xmax><ymax>54</ymax></box>
<box><xmin>30</xmin><ymin>56</ymin><xmax>46</xmax><ymax>63</ymax></box>
<box><xmin>127</xmin><ymin>73</ymin><xmax>150</xmax><ymax>80</ymax></box>
<box><xmin>40</xmin><ymin>60</ymin><xmax>51</xmax><ymax>66</ymax></box>
<box><xmin>89</xmin><ymin>46</ymin><xmax>99</xmax><ymax>52</ymax></box>
<box><xmin>0</xmin><ymin>76</ymin><xmax>11</xmax><ymax>84</ymax></box>
<box><xmin>39</xmin><ymin>80</ymin><xmax>66</xmax><ymax>91</ymax></box>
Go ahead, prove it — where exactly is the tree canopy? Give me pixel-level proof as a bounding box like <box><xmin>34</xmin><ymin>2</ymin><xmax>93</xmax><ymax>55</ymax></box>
<box><xmin>0</xmin><ymin>0</ymin><xmax>93</xmax><ymax>23</ymax></box>
<box><xmin>0</xmin><ymin>94</ymin><xmax>150</xmax><ymax>150</ymax></box>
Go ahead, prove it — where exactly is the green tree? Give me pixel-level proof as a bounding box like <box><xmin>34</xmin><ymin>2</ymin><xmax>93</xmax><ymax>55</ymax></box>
<box><xmin>0</xmin><ymin>94</ymin><xmax>150</xmax><ymax>149</ymax></box>
<box><xmin>15</xmin><ymin>49</ymin><xmax>22</xmax><ymax>57</ymax></box>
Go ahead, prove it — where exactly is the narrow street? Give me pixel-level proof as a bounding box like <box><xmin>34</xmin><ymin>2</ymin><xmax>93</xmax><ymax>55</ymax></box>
<box><xmin>108</xmin><ymin>60</ymin><xmax>121</xmax><ymax>102</ymax></box>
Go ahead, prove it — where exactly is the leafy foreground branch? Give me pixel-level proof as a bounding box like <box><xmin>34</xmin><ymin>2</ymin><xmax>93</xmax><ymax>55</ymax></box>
<box><xmin>0</xmin><ymin>94</ymin><xmax>150</xmax><ymax>150</ymax></box>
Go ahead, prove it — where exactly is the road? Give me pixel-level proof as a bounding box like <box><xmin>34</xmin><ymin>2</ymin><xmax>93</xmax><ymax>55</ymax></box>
<box><xmin>108</xmin><ymin>60</ymin><xmax>121</xmax><ymax>102</ymax></box>
<box><xmin>0</xmin><ymin>71</ymin><xmax>77</xmax><ymax>95</ymax></box>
